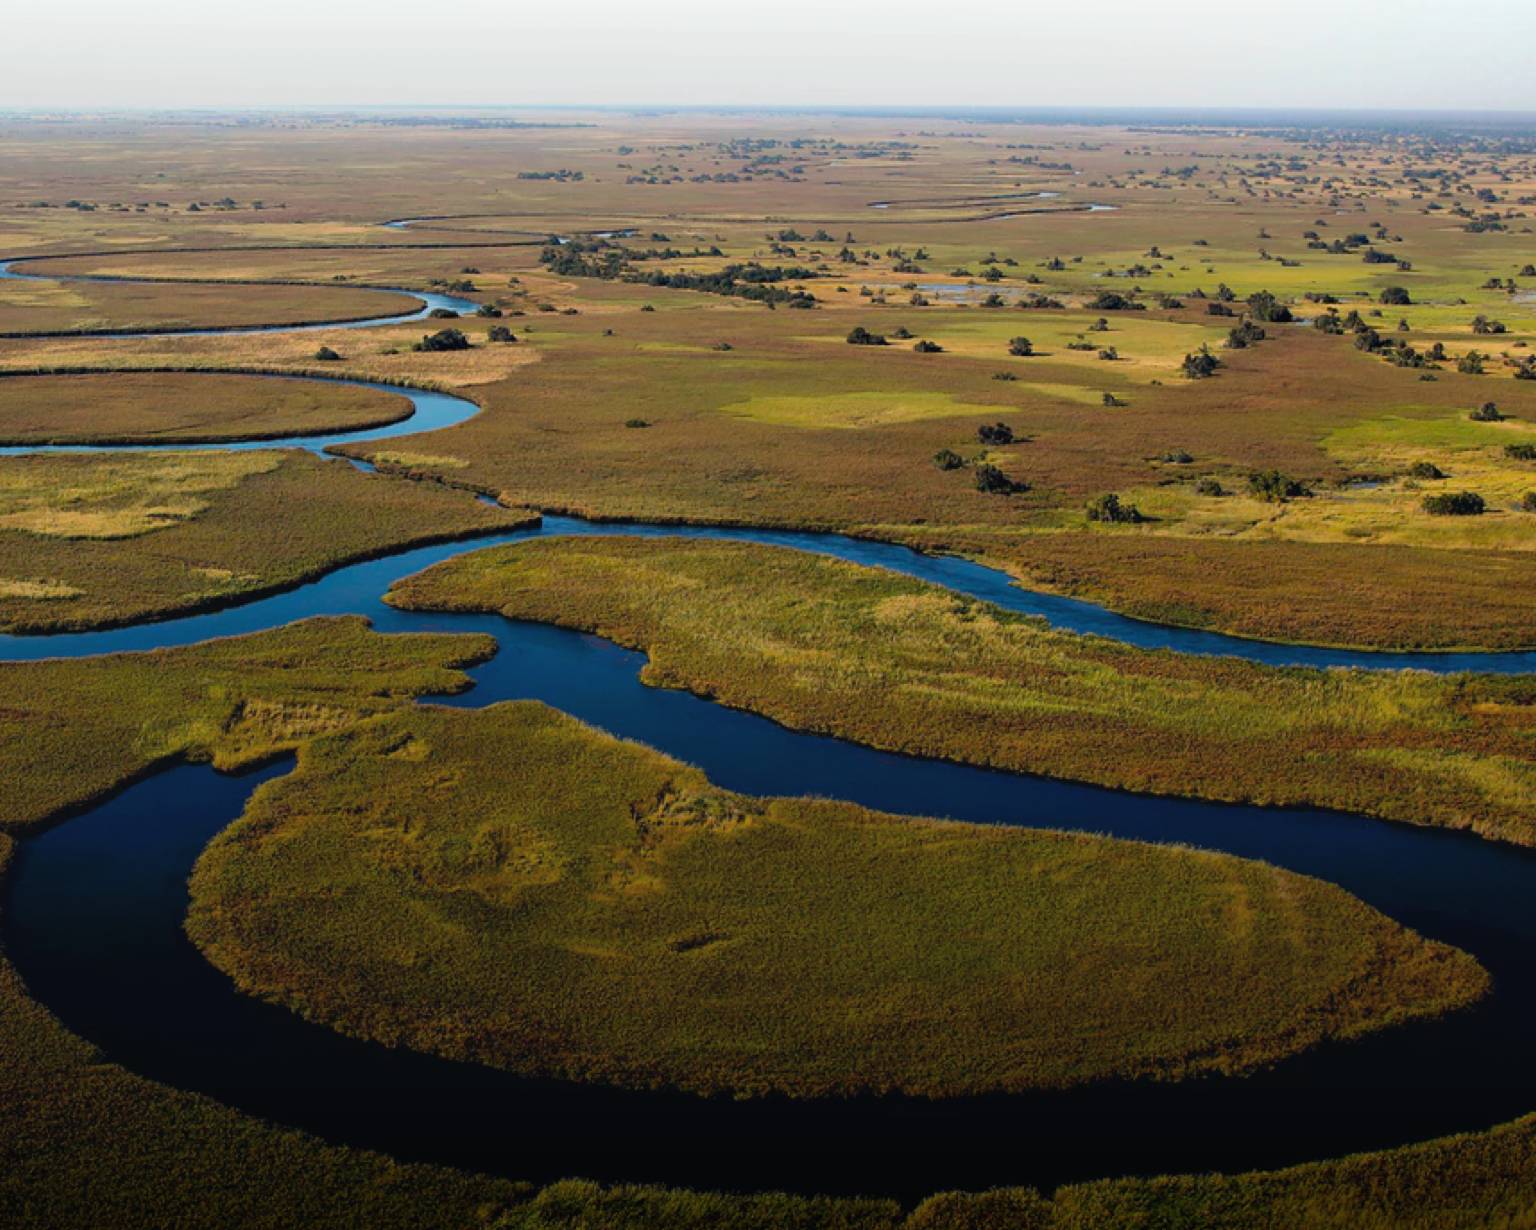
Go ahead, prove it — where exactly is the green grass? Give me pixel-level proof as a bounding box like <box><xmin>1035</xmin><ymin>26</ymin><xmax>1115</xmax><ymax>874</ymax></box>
<box><xmin>0</xmin><ymin>616</ymin><xmax>494</xmax><ymax>830</ymax></box>
<box><xmin>388</xmin><ymin>536</ymin><xmax>1536</xmax><ymax>846</ymax></box>
<box><xmin>716</xmin><ymin>389</ymin><xmax>1007</xmax><ymax>429</ymax></box>
<box><xmin>0</xmin><ymin>449</ymin><xmax>530</xmax><ymax>633</ymax></box>
<box><xmin>187</xmin><ymin>701</ymin><xmax>1482</xmax><ymax>1098</ymax></box>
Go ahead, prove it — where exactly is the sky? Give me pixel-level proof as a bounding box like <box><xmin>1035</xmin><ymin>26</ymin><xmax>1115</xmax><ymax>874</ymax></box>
<box><xmin>7</xmin><ymin>0</ymin><xmax>1534</xmax><ymax>114</ymax></box>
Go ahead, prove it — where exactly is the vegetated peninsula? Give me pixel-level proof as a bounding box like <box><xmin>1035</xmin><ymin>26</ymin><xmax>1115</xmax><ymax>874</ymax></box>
<box><xmin>186</xmin><ymin>701</ymin><xmax>1486</xmax><ymax>1099</ymax></box>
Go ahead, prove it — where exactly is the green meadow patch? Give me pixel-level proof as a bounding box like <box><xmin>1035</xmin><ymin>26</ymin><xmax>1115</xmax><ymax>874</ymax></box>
<box><xmin>716</xmin><ymin>389</ymin><xmax>1006</xmax><ymax>429</ymax></box>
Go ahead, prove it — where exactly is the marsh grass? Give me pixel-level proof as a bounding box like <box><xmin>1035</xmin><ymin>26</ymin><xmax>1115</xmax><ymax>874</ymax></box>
<box><xmin>0</xmin><ymin>616</ymin><xmax>496</xmax><ymax>829</ymax></box>
<box><xmin>0</xmin><ymin>371</ymin><xmax>411</xmax><ymax>444</ymax></box>
<box><xmin>0</xmin><ymin>449</ymin><xmax>530</xmax><ymax>632</ymax></box>
<box><xmin>187</xmin><ymin>701</ymin><xmax>1484</xmax><ymax>1099</ymax></box>
<box><xmin>0</xmin><ymin>277</ymin><xmax>419</xmax><ymax>335</ymax></box>
<box><xmin>390</xmin><ymin>537</ymin><xmax>1536</xmax><ymax>845</ymax></box>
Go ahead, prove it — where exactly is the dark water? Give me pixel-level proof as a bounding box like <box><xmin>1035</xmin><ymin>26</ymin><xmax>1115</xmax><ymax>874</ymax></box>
<box><xmin>10</xmin><ymin>603</ymin><xmax>1536</xmax><ymax>1200</ymax></box>
<box><xmin>5</xmin><ymin>331</ymin><xmax>1536</xmax><ymax>1199</ymax></box>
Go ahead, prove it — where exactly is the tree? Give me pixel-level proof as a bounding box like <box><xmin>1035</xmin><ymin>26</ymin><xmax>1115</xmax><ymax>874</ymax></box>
<box><xmin>974</xmin><ymin>464</ymin><xmax>1024</xmax><ymax>494</ymax></box>
<box><xmin>1247</xmin><ymin>470</ymin><xmax>1310</xmax><ymax>501</ymax></box>
<box><xmin>413</xmin><ymin>328</ymin><xmax>470</xmax><ymax>352</ymax></box>
<box><xmin>1182</xmin><ymin>348</ymin><xmax>1221</xmax><ymax>379</ymax></box>
<box><xmin>487</xmin><ymin>325</ymin><xmax>517</xmax><ymax>343</ymax></box>
<box><xmin>1470</xmin><ymin>401</ymin><xmax>1504</xmax><ymax>421</ymax></box>
<box><xmin>1245</xmin><ymin>290</ymin><xmax>1293</xmax><ymax>323</ymax></box>
<box><xmin>1458</xmin><ymin>351</ymin><xmax>1487</xmax><ymax>375</ymax></box>
<box><xmin>1085</xmin><ymin>492</ymin><xmax>1144</xmax><ymax>523</ymax></box>
<box><xmin>913</xmin><ymin>339</ymin><xmax>943</xmax><ymax>353</ymax></box>
<box><xmin>977</xmin><ymin>422</ymin><xmax>1015</xmax><ymax>445</ymax></box>
<box><xmin>1379</xmin><ymin>286</ymin><xmax>1412</xmax><ymax>305</ymax></box>
<box><xmin>1008</xmin><ymin>337</ymin><xmax>1034</xmax><ymax>357</ymax></box>
<box><xmin>846</xmin><ymin>326</ymin><xmax>888</xmax><ymax>346</ymax></box>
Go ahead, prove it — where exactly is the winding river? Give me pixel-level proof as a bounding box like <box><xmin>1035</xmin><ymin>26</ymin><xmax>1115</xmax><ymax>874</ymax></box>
<box><xmin>4</xmin><ymin>252</ymin><xmax>1536</xmax><ymax>1202</ymax></box>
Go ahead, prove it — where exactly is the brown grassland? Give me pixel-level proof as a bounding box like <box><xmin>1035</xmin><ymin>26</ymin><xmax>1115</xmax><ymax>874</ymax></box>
<box><xmin>0</xmin><ymin>371</ymin><xmax>410</xmax><ymax>443</ymax></box>
<box><xmin>0</xmin><ymin>274</ymin><xmax>420</xmax><ymax>335</ymax></box>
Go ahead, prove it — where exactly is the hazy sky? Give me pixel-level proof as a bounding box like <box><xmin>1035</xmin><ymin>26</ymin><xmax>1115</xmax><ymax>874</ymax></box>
<box><xmin>9</xmin><ymin>0</ymin><xmax>1534</xmax><ymax>113</ymax></box>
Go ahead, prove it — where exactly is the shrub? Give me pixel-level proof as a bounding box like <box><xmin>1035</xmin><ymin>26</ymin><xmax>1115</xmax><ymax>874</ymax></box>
<box><xmin>1008</xmin><ymin>337</ymin><xmax>1034</xmax><ymax>357</ymax></box>
<box><xmin>1196</xmin><ymin>477</ymin><xmax>1225</xmax><ymax>496</ymax></box>
<box><xmin>846</xmin><ymin>326</ymin><xmax>887</xmax><ymax>346</ymax></box>
<box><xmin>1182</xmin><ymin>348</ymin><xmax>1221</xmax><ymax>379</ymax></box>
<box><xmin>1248</xmin><ymin>469</ymin><xmax>1310</xmax><ymax>501</ymax></box>
<box><xmin>1470</xmin><ymin>401</ymin><xmax>1504</xmax><ymax>422</ymax></box>
<box><xmin>932</xmin><ymin>448</ymin><xmax>965</xmax><ymax>471</ymax></box>
<box><xmin>1380</xmin><ymin>286</ymin><xmax>1412</xmax><ymax>305</ymax></box>
<box><xmin>913</xmin><ymin>339</ymin><xmax>943</xmax><ymax>353</ymax></box>
<box><xmin>712</xmin><ymin>341</ymin><xmax>734</xmax><ymax>351</ymax></box>
<box><xmin>973</xmin><ymin>464</ymin><xmax>1025</xmax><ymax>494</ymax></box>
<box><xmin>1225</xmin><ymin>320</ymin><xmax>1266</xmax><ymax>349</ymax></box>
<box><xmin>977</xmin><ymin>422</ymin><xmax>1015</xmax><ymax>445</ymax></box>
<box><xmin>1098</xmin><ymin>346</ymin><xmax>1119</xmax><ymax>361</ymax></box>
<box><xmin>1521</xmin><ymin>491</ymin><xmax>1536</xmax><ymax>512</ymax></box>
<box><xmin>487</xmin><ymin>325</ymin><xmax>516</xmax><ymax>343</ymax></box>
<box><xmin>313</xmin><ymin>345</ymin><xmax>341</xmax><ymax>361</ymax></box>
<box><xmin>413</xmin><ymin>328</ymin><xmax>470</xmax><ymax>352</ymax></box>
<box><xmin>624</xmin><ymin>418</ymin><xmax>650</xmax><ymax>428</ymax></box>
<box><xmin>1086</xmin><ymin>492</ymin><xmax>1144</xmax><ymax>523</ymax></box>
<box><xmin>890</xmin><ymin>326</ymin><xmax>914</xmax><ymax>340</ymax></box>
<box><xmin>1102</xmin><ymin>393</ymin><xmax>1126</xmax><ymax>407</ymax></box>
<box><xmin>1161</xmin><ymin>450</ymin><xmax>1194</xmax><ymax>464</ymax></box>
<box><xmin>474</xmin><ymin>304</ymin><xmax>503</xmax><ymax>318</ymax></box>
<box><xmin>992</xmin><ymin>372</ymin><xmax>1018</xmax><ymax>382</ymax></box>
<box><xmin>1505</xmin><ymin>443</ymin><xmax>1536</xmax><ymax>461</ymax></box>
<box><xmin>1423</xmin><ymin>491</ymin><xmax>1485</xmax><ymax>516</ymax></box>
<box><xmin>1458</xmin><ymin>352</ymin><xmax>1487</xmax><ymax>375</ymax></box>
<box><xmin>1245</xmin><ymin>290</ymin><xmax>1293</xmax><ymax>323</ymax></box>
<box><xmin>1085</xmin><ymin>291</ymin><xmax>1144</xmax><ymax>311</ymax></box>
<box><xmin>1408</xmin><ymin>461</ymin><xmax>1446</xmax><ymax>479</ymax></box>
<box><xmin>427</xmin><ymin>307</ymin><xmax>460</xmax><ymax>319</ymax></box>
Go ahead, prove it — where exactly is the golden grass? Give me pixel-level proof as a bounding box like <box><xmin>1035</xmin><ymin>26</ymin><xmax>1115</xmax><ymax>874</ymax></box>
<box><xmin>0</xmin><ymin>450</ymin><xmax>530</xmax><ymax>633</ymax></box>
<box><xmin>0</xmin><ymin>450</ymin><xmax>279</xmax><ymax>538</ymax></box>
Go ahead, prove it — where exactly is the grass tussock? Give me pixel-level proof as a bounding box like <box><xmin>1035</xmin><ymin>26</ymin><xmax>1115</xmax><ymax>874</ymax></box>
<box><xmin>389</xmin><ymin>536</ymin><xmax>1536</xmax><ymax>846</ymax></box>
